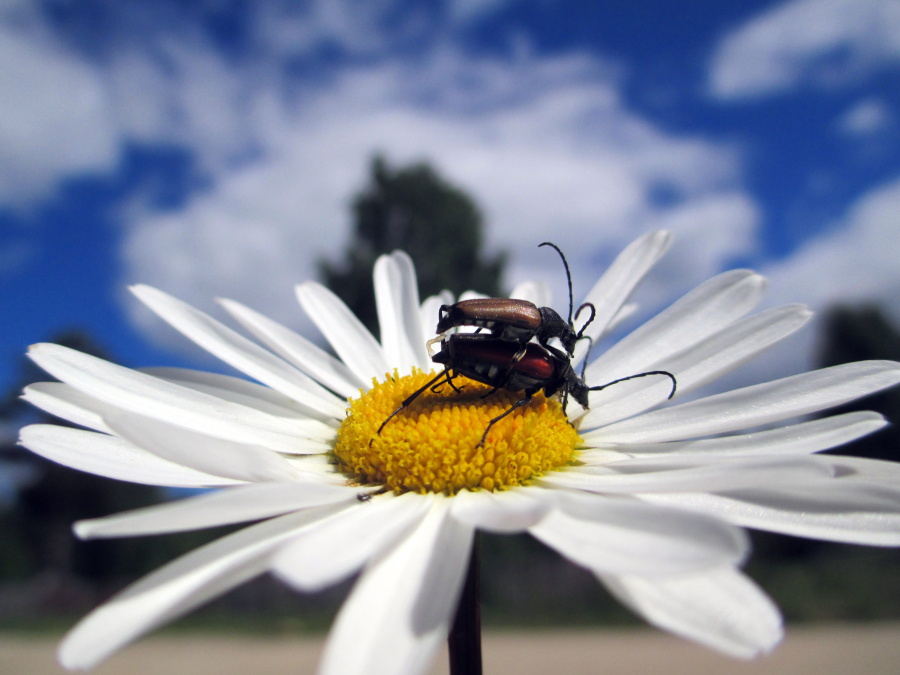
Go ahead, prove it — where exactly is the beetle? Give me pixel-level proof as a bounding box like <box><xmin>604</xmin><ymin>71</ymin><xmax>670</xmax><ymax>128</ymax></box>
<box><xmin>375</xmin><ymin>333</ymin><xmax>677</xmax><ymax>448</ymax></box>
<box><xmin>435</xmin><ymin>242</ymin><xmax>595</xmax><ymax>359</ymax></box>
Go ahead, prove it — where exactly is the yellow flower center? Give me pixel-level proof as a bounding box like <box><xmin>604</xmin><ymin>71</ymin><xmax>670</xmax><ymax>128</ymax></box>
<box><xmin>333</xmin><ymin>370</ymin><xmax>581</xmax><ymax>494</ymax></box>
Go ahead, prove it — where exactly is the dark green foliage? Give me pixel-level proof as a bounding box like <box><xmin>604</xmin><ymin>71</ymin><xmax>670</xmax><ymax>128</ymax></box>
<box><xmin>320</xmin><ymin>155</ymin><xmax>505</xmax><ymax>332</ymax></box>
<box><xmin>0</xmin><ymin>331</ymin><xmax>195</xmax><ymax>616</ymax></box>
<box><xmin>816</xmin><ymin>304</ymin><xmax>900</xmax><ymax>461</ymax></box>
<box><xmin>741</xmin><ymin>303</ymin><xmax>900</xmax><ymax>622</ymax></box>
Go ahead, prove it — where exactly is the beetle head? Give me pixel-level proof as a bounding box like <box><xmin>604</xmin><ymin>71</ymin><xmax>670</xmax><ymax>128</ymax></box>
<box><xmin>564</xmin><ymin>367</ymin><xmax>591</xmax><ymax>409</ymax></box>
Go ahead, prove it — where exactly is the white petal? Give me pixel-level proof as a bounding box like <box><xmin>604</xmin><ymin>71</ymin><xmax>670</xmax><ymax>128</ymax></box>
<box><xmin>541</xmin><ymin>456</ymin><xmax>833</xmax><ymax>494</ymax></box>
<box><xmin>132</xmin><ymin>285</ymin><xmax>345</xmax><ymax>419</ymax></box>
<box><xmin>509</xmin><ymin>280</ymin><xmax>550</xmax><ymax>306</ymax></box>
<box><xmin>605</xmin><ymin>302</ymin><xmax>638</xmax><ymax>333</ymax></box>
<box><xmin>420</xmin><ymin>291</ymin><xmax>453</xmax><ymax>341</ymax></box>
<box><xmin>580</xmin><ymin>284</ymin><xmax>799</xmax><ymax>431</ymax></box>
<box><xmin>58</xmin><ymin>508</ymin><xmax>340</xmax><ymax>670</ymax></box>
<box><xmin>295</xmin><ymin>281</ymin><xmax>390</xmax><ymax>384</ymax></box>
<box><xmin>450</xmin><ymin>487</ymin><xmax>550</xmax><ymax>532</ymax></box>
<box><xmin>28</xmin><ymin>370</ymin><xmax>336</xmax><ymax>451</ymax></box>
<box><xmin>104</xmin><ymin>409</ymin><xmax>308</xmax><ymax>483</ymax></box>
<box><xmin>585</xmin><ymin>269</ymin><xmax>766</xmax><ymax>385</ymax></box>
<box><xmin>827</xmin><ymin>455</ymin><xmax>900</xmax><ymax>483</ymax></box>
<box><xmin>28</xmin><ymin>343</ymin><xmax>319</xmax><ymax>453</ymax></box>
<box><xmin>28</xmin><ymin>368</ymin><xmax>334</xmax><ymax>457</ymax></box>
<box><xmin>19</xmin><ymin>425</ymin><xmax>237</xmax><ymax>487</ymax></box>
<box><xmin>75</xmin><ymin>482</ymin><xmax>356</xmax><ymax>539</ymax></box>
<box><xmin>218</xmin><ymin>299</ymin><xmax>364</xmax><ymax>398</ymax></box>
<box><xmin>601</xmin><ymin>567</ymin><xmax>783</xmax><ymax>658</ymax></box>
<box><xmin>529</xmin><ymin>490</ymin><xmax>747</xmax><ymax>576</ymax></box>
<box><xmin>663</xmin><ymin>304</ymin><xmax>811</xmax><ymax>395</ymax></box>
<box><xmin>374</xmin><ymin>251</ymin><xmax>430</xmax><ymax>372</ymax></box>
<box><xmin>581</xmin><ymin>411</ymin><xmax>887</xmax><ymax>458</ymax></box>
<box><xmin>459</xmin><ymin>289</ymin><xmax>487</xmax><ymax>301</ymax></box>
<box><xmin>584</xmin><ymin>305</ymin><xmax>812</xmax><ymax>429</ymax></box>
<box><xmin>574</xmin><ymin>230</ymin><xmax>671</xmax><ymax>361</ymax></box>
<box><xmin>648</xmin><ymin>482</ymin><xmax>900</xmax><ymax>545</ymax></box>
<box><xmin>141</xmin><ymin>367</ymin><xmax>299</xmax><ymax>410</ymax></box>
<box><xmin>319</xmin><ymin>496</ymin><xmax>474</xmax><ymax>675</ymax></box>
<box><xmin>577</xmin><ymin>371</ymin><xmax>681</xmax><ymax>430</ymax></box>
<box><xmin>599</xmin><ymin>360</ymin><xmax>900</xmax><ymax>444</ymax></box>
<box><xmin>273</xmin><ymin>492</ymin><xmax>430</xmax><ymax>591</ymax></box>
<box><xmin>141</xmin><ymin>367</ymin><xmax>339</xmax><ymax>435</ymax></box>
<box><xmin>22</xmin><ymin>382</ymin><xmax>112</xmax><ymax>433</ymax></box>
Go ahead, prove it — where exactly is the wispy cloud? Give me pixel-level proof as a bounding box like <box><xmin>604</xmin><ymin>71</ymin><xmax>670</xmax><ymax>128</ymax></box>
<box><xmin>708</xmin><ymin>0</ymin><xmax>900</xmax><ymax>99</ymax></box>
<box><xmin>0</xmin><ymin>21</ymin><xmax>118</xmax><ymax>205</ymax></box>
<box><xmin>836</xmin><ymin>98</ymin><xmax>894</xmax><ymax>137</ymax></box>
<box><xmin>764</xmin><ymin>176</ymin><xmax>900</xmax><ymax>319</ymax></box>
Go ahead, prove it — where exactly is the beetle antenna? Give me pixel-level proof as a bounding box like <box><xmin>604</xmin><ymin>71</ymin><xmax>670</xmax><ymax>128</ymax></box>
<box><xmin>574</xmin><ymin>302</ymin><xmax>596</xmax><ymax>338</ymax></box>
<box><xmin>539</xmin><ymin>242</ymin><xmax>573</xmax><ymax>324</ymax></box>
<box><xmin>588</xmin><ymin>370</ymin><xmax>677</xmax><ymax>400</ymax></box>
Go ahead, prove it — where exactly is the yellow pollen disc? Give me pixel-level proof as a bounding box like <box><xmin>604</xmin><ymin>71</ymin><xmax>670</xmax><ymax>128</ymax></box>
<box><xmin>334</xmin><ymin>370</ymin><xmax>581</xmax><ymax>494</ymax></box>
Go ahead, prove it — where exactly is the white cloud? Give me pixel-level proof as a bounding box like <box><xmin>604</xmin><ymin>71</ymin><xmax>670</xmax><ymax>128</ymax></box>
<box><xmin>117</xmin><ymin>45</ymin><xmax>758</xmax><ymax>349</ymax></box>
<box><xmin>836</xmin><ymin>97</ymin><xmax>894</xmax><ymax>136</ymax></box>
<box><xmin>448</xmin><ymin>0</ymin><xmax>516</xmax><ymax>26</ymax></box>
<box><xmin>249</xmin><ymin>0</ymin><xmax>425</xmax><ymax>58</ymax></box>
<box><xmin>709</xmin><ymin>0</ymin><xmax>900</xmax><ymax>99</ymax></box>
<box><xmin>763</xmin><ymin>175</ymin><xmax>900</xmax><ymax>318</ymax></box>
<box><xmin>0</xmin><ymin>24</ymin><xmax>119</xmax><ymax>206</ymax></box>
<box><xmin>738</xmin><ymin>175</ymin><xmax>900</xmax><ymax>384</ymax></box>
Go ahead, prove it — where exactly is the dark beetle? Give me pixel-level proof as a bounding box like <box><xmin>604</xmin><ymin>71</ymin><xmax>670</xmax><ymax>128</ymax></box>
<box><xmin>436</xmin><ymin>297</ymin><xmax>578</xmax><ymax>354</ymax></box>
<box><xmin>435</xmin><ymin>242</ymin><xmax>594</xmax><ymax>358</ymax></box>
<box><xmin>376</xmin><ymin>333</ymin><xmax>676</xmax><ymax>448</ymax></box>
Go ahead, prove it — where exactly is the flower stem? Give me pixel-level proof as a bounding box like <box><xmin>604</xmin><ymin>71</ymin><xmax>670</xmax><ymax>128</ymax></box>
<box><xmin>448</xmin><ymin>535</ymin><xmax>482</xmax><ymax>675</ymax></box>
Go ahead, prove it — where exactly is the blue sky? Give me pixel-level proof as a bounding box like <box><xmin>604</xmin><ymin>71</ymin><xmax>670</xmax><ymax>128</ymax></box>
<box><xmin>1</xmin><ymin>0</ymin><xmax>898</xmax><ymax>401</ymax></box>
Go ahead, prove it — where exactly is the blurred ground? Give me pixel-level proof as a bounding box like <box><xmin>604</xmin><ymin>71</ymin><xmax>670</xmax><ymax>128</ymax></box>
<box><xmin>3</xmin><ymin>623</ymin><xmax>899</xmax><ymax>675</ymax></box>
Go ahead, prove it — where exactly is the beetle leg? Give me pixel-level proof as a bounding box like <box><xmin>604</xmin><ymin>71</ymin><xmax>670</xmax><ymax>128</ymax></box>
<box><xmin>435</xmin><ymin>373</ymin><xmax>467</xmax><ymax>394</ymax></box>
<box><xmin>446</xmin><ymin>371</ymin><xmax>467</xmax><ymax>393</ymax></box>
<box><xmin>426</xmin><ymin>334</ymin><xmax>445</xmax><ymax>357</ymax></box>
<box><xmin>577</xmin><ymin>335</ymin><xmax>594</xmax><ymax>378</ymax></box>
<box><xmin>479</xmin><ymin>385</ymin><xmax>500</xmax><ymax>399</ymax></box>
<box><xmin>496</xmin><ymin>344</ymin><xmax>528</xmax><ymax>383</ymax></box>
<box><xmin>431</xmin><ymin>368</ymin><xmax>457</xmax><ymax>394</ymax></box>
<box><xmin>544</xmin><ymin>343</ymin><xmax>568</xmax><ymax>362</ymax></box>
<box><xmin>373</xmin><ymin>368</ymin><xmax>451</xmax><ymax>443</ymax></box>
<box><xmin>476</xmin><ymin>393</ymin><xmax>533</xmax><ymax>448</ymax></box>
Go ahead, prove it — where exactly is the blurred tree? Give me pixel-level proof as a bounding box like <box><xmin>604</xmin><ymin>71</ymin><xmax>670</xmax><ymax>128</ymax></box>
<box><xmin>744</xmin><ymin>303</ymin><xmax>900</xmax><ymax>623</ymax></box>
<box><xmin>320</xmin><ymin>155</ymin><xmax>505</xmax><ymax>332</ymax></box>
<box><xmin>0</xmin><ymin>331</ymin><xmax>166</xmax><ymax>613</ymax></box>
<box><xmin>815</xmin><ymin>303</ymin><xmax>900</xmax><ymax>461</ymax></box>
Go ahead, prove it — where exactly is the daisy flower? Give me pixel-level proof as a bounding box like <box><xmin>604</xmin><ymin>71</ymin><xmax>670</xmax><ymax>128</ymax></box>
<box><xmin>19</xmin><ymin>230</ymin><xmax>900</xmax><ymax>673</ymax></box>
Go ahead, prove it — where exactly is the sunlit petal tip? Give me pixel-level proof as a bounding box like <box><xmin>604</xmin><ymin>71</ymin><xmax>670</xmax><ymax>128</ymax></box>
<box><xmin>602</xmin><ymin>567</ymin><xmax>784</xmax><ymax>659</ymax></box>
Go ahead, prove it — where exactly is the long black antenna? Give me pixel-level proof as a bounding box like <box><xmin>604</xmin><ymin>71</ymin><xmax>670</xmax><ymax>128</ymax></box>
<box><xmin>538</xmin><ymin>242</ymin><xmax>573</xmax><ymax>324</ymax></box>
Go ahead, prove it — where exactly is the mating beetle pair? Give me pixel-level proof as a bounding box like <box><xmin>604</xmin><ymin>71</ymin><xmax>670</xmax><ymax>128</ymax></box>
<box><xmin>376</xmin><ymin>242</ymin><xmax>676</xmax><ymax>447</ymax></box>
<box><xmin>435</xmin><ymin>242</ymin><xmax>594</xmax><ymax>361</ymax></box>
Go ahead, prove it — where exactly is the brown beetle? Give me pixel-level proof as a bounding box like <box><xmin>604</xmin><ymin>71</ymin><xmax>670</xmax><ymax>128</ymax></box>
<box><xmin>435</xmin><ymin>242</ymin><xmax>595</xmax><ymax>359</ymax></box>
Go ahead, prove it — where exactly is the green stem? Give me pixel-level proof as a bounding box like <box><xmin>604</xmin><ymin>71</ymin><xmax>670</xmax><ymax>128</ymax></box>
<box><xmin>448</xmin><ymin>535</ymin><xmax>482</xmax><ymax>675</ymax></box>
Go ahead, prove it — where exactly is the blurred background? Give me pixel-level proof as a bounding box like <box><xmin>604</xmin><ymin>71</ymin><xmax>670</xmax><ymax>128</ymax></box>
<box><xmin>1</xmin><ymin>0</ymin><xmax>899</xmax><ymax>638</ymax></box>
